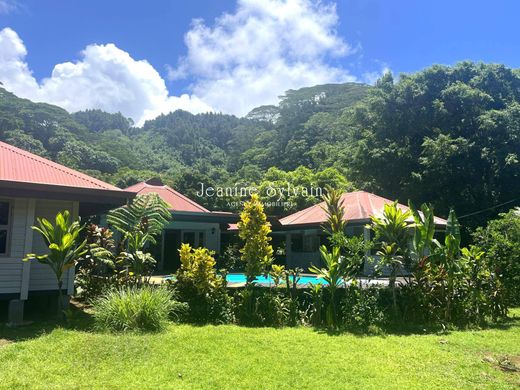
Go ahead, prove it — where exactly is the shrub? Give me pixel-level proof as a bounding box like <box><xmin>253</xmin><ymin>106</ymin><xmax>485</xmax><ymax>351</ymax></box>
<box><xmin>341</xmin><ymin>285</ymin><xmax>386</xmax><ymax>331</ymax></box>
<box><xmin>174</xmin><ymin>244</ymin><xmax>233</xmax><ymax>324</ymax></box>
<box><xmin>473</xmin><ymin>208</ymin><xmax>520</xmax><ymax>307</ymax></box>
<box><xmin>235</xmin><ymin>287</ymin><xmax>291</xmax><ymax>327</ymax></box>
<box><xmin>237</xmin><ymin>194</ymin><xmax>274</xmax><ymax>284</ymax></box>
<box><xmin>76</xmin><ymin>224</ymin><xmax>117</xmax><ymax>300</ymax></box>
<box><xmin>93</xmin><ymin>286</ymin><xmax>183</xmax><ymax>332</ymax></box>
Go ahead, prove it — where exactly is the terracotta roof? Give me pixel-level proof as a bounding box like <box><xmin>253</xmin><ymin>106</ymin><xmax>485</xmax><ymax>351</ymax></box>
<box><xmin>0</xmin><ymin>141</ymin><xmax>124</xmax><ymax>192</ymax></box>
<box><xmin>125</xmin><ymin>180</ymin><xmax>210</xmax><ymax>213</ymax></box>
<box><xmin>279</xmin><ymin>191</ymin><xmax>447</xmax><ymax>226</ymax></box>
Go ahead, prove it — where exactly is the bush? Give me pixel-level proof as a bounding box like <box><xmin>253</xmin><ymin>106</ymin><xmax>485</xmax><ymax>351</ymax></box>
<box><xmin>174</xmin><ymin>244</ymin><xmax>234</xmax><ymax>324</ymax></box>
<box><xmin>341</xmin><ymin>285</ymin><xmax>386</xmax><ymax>331</ymax></box>
<box><xmin>473</xmin><ymin>208</ymin><xmax>520</xmax><ymax>307</ymax></box>
<box><xmin>93</xmin><ymin>286</ymin><xmax>185</xmax><ymax>332</ymax></box>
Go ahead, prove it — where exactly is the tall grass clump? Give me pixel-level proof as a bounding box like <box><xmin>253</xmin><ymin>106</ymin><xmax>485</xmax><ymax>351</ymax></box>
<box><xmin>93</xmin><ymin>286</ymin><xmax>181</xmax><ymax>332</ymax></box>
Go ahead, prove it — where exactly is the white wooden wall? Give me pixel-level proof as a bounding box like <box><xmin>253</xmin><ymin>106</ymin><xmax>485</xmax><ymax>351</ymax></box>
<box><xmin>0</xmin><ymin>197</ymin><xmax>78</xmax><ymax>298</ymax></box>
<box><xmin>0</xmin><ymin>198</ymin><xmax>30</xmax><ymax>295</ymax></box>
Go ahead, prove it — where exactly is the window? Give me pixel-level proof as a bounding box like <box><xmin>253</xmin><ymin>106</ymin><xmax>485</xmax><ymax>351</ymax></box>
<box><xmin>291</xmin><ymin>233</ymin><xmax>319</xmax><ymax>253</ymax></box>
<box><xmin>0</xmin><ymin>201</ymin><xmax>11</xmax><ymax>256</ymax></box>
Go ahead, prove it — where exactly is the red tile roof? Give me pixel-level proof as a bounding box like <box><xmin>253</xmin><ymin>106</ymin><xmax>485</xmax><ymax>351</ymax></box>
<box><xmin>125</xmin><ymin>180</ymin><xmax>210</xmax><ymax>213</ymax></box>
<box><xmin>279</xmin><ymin>191</ymin><xmax>447</xmax><ymax>226</ymax></box>
<box><xmin>0</xmin><ymin>141</ymin><xmax>124</xmax><ymax>192</ymax></box>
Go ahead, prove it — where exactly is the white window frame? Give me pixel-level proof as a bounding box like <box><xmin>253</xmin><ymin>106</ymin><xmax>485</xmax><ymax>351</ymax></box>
<box><xmin>0</xmin><ymin>199</ymin><xmax>12</xmax><ymax>257</ymax></box>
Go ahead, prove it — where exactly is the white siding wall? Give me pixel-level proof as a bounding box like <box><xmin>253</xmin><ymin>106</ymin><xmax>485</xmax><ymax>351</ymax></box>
<box><xmin>29</xmin><ymin>199</ymin><xmax>76</xmax><ymax>292</ymax></box>
<box><xmin>0</xmin><ymin>198</ymin><xmax>28</xmax><ymax>294</ymax></box>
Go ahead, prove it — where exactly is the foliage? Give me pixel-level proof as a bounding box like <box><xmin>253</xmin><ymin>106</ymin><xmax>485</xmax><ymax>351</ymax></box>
<box><xmin>341</xmin><ymin>63</ymin><xmax>520</xmax><ymax>230</ymax></box>
<box><xmin>256</xmin><ymin>166</ymin><xmax>353</xmax><ymax>215</ymax></box>
<box><xmin>341</xmin><ymin>286</ymin><xmax>386</xmax><ymax>331</ymax></box>
<box><xmin>237</xmin><ymin>194</ymin><xmax>274</xmax><ymax>284</ymax></box>
<box><xmin>473</xmin><ymin>208</ymin><xmax>520</xmax><ymax>306</ymax></box>
<box><xmin>305</xmin><ymin>284</ymin><xmax>324</xmax><ymax>327</ymax></box>
<box><xmin>219</xmin><ymin>243</ymin><xmax>240</xmax><ymax>271</ymax></box>
<box><xmin>174</xmin><ymin>243</ymin><xmax>233</xmax><ymax>324</ymax></box>
<box><xmin>269</xmin><ymin>264</ymin><xmax>286</xmax><ymax>287</ymax></box>
<box><xmin>24</xmin><ymin>210</ymin><xmax>87</xmax><ymax>317</ymax></box>
<box><xmin>234</xmin><ymin>287</ymin><xmax>293</xmax><ymax>327</ymax></box>
<box><xmin>107</xmin><ymin>193</ymin><xmax>171</xmax><ymax>284</ymax></box>
<box><xmin>92</xmin><ymin>286</ymin><xmax>185</xmax><ymax>332</ymax></box>
<box><xmin>370</xmin><ymin>202</ymin><xmax>411</xmax><ymax>316</ymax></box>
<box><xmin>76</xmin><ymin>224</ymin><xmax>117</xmax><ymax>299</ymax></box>
<box><xmin>309</xmin><ymin>247</ymin><xmax>342</xmax><ymax>328</ymax></box>
<box><xmin>177</xmin><ymin>244</ymin><xmax>220</xmax><ymax>293</ymax></box>
<box><xmin>107</xmin><ymin>193</ymin><xmax>171</xmax><ymax>248</ymax></box>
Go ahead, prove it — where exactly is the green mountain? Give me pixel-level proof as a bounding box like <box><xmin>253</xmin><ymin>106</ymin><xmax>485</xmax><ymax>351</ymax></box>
<box><xmin>3</xmin><ymin>62</ymin><xmax>520</xmax><ymax>230</ymax></box>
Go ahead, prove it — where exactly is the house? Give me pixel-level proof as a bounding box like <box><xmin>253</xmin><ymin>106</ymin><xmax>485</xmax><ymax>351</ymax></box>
<box><xmin>124</xmin><ymin>178</ymin><xmax>238</xmax><ymax>272</ymax></box>
<box><xmin>275</xmin><ymin>191</ymin><xmax>447</xmax><ymax>272</ymax></box>
<box><xmin>0</xmin><ymin>141</ymin><xmax>133</xmax><ymax>324</ymax></box>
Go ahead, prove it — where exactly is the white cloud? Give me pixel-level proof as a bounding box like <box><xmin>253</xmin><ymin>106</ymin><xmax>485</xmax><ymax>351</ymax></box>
<box><xmin>0</xmin><ymin>28</ymin><xmax>212</xmax><ymax>125</ymax></box>
<box><xmin>169</xmin><ymin>0</ymin><xmax>358</xmax><ymax>116</ymax></box>
<box><xmin>0</xmin><ymin>1</ymin><xmax>383</xmax><ymax>123</ymax></box>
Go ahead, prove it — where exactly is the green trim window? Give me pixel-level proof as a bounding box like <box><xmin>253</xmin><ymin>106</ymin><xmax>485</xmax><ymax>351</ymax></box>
<box><xmin>0</xmin><ymin>200</ymin><xmax>11</xmax><ymax>256</ymax></box>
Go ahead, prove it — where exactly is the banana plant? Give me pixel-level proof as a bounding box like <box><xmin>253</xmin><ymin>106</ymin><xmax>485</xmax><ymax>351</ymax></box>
<box><xmin>24</xmin><ymin>210</ymin><xmax>87</xmax><ymax>319</ymax></box>
<box><xmin>431</xmin><ymin>209</ymin><xmax>462</xmax><ymax>321</ymax></box>
<box><xmin>408</xmin><ymin>201</ymin><xmax>439</xmax><ymax>281</ymax></box>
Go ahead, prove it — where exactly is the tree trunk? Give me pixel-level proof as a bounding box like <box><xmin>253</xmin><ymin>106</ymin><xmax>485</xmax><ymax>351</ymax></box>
<box><xmin>57</xmin><ymin>279</ymin><xmax>64</xmax><ymax>320</ymax></box>
<box><xmin>390</xmin><ymin>265</ymin><xmax>398</xmax><ymax>319</ymax></box>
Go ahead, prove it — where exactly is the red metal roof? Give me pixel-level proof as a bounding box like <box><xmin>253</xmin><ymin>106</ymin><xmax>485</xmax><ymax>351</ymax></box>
<box><xmin>279</xmin><ymin>191</ymin><xmax>447</xmax><ymax>226</ymax></box>
<box><xmin>125</xmin><ymin>180</ymin><xmax>210</xmax><ymax>213</ymax></box>
<box><xmin>0</xmin><ymin>141</ymin><xmax>124</xmax><ymax>192</ymax></box>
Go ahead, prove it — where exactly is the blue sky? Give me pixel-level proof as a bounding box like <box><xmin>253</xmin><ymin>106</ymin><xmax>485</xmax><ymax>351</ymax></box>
<box><xmin>1</xmin><ymin>0</ymin><xmax>519</xmax><ymax>124</ymax></box>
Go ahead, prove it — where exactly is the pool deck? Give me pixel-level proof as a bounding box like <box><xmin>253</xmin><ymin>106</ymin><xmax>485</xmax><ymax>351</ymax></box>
<box><xmin>149</xmin><ymin>275</ymin><xmax>397</xmax><ymax>288</ymax></box>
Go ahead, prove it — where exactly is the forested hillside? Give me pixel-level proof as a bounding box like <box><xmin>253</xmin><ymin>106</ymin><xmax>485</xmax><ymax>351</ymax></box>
<box><xmin>1</xmin><ymin>62</ymin><xmax>520</xmax><ymax>231</ymax></box>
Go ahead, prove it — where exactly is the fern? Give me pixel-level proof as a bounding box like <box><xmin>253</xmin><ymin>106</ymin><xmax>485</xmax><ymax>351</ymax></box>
<box><xmin>107</xmin><ymin>193</ymin><xmax>171</xmax><ymax>247</ymax></box>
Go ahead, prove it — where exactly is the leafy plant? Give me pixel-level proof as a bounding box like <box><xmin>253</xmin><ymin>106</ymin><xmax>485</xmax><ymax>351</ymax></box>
<box><xmin>305</xmin><ymin>284</ymin><xmax>324</xmax><ymax>326</ymax></box>
<box><xmin>370</xmin><ymin>202</ymin><xmax>411</xmax><ymax>318</ymax></box>
<box><xmin>107</xmin><ymin>193</ymin><xmax>171</xmax><ymax>284</ymax></box>
<box><xmin>76</xmin><ymin>224</ymin><xmax>117</xmax><ymax>299</ymax></box>
<box><xmin>431</xmin><ymin>210</ymin><xmax>462</xmax><ymax>322</ymax></box>
<box><xmin>92</xmin><ymin>286</ymin><xmax>184</xmax><ymax>332</ymax></box>
<box><xmin>237</xmin><ymin>194</ymin><xmax>274</xmax><ymax>284</ymax></box>
<box><xmin>309</xmin><ymin>246</ymin><xmax>342</xmax><ymax>328</ymax></box>
<box><xmin>473</xmin><ymin>208</ymin><xmax>520</xmax><ymax>308</ymax></box>
<box><xmin>174</xmin><ymin>243</ymin><xmax>233</xmax><ymax>324</ymax></box>
<box><xmin>269</xmin><ymin>264</ymin><xmax>286</xmax><ymax>287</ymax></box>
<box><xmin>24</xmin><ymin>210</ymin><xmax>87</xmax><ymax>318</ymax></box>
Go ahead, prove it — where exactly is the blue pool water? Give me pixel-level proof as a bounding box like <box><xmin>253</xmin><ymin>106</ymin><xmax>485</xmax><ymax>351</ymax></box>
<box><xmin>225</xmin><ymin>273</ymin><xmax>327</xmax><ymax>286</ymax></box>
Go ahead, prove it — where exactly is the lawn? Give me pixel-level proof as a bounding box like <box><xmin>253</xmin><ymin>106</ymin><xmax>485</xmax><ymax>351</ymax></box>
<box><xmin>0</xmin><ymin>309</ymin><xmax>519</xmax><ymax>389</ymax></box>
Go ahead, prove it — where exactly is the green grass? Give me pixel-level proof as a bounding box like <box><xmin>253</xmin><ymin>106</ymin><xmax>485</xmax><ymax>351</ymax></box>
<box><xmin>0</xmin><ymin>310</ymin><xmax>519</xmax><ymax>389</ymax></box>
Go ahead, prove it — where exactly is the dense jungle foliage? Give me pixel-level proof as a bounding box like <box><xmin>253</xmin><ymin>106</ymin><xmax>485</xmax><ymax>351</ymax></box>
<box><xmin>1</xmin><ymin>61</ymin><xmax>520</xmax><ymax>231</ymax></box>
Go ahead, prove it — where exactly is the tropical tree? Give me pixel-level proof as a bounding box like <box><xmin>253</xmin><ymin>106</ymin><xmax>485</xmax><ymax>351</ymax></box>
<box><xmin>24</xmin><ymin>210</ymin><xmax>87</xmax><ymax>318</ymax></box>
<box><xmin>107</xmin><ymin>193</ymin><xmax>171</xmax><ymax>284</ymax></box>
<box><xmin>237</xmin><ymin>194</ymin><xmax>274</xmax><ymax>284</ymax></box>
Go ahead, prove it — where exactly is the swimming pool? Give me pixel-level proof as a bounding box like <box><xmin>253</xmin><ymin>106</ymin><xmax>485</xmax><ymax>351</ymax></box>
<box><xmin>225</xmin><ymin>273</ymin><xmax>327</xmax><ymax>286</ymax></box>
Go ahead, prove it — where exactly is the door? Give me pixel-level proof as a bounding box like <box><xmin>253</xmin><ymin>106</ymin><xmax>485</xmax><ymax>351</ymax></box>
<box><xmin>182</xmin><ymin>230</ymin><xmax>205</xmax><ymax>248</ymax></box>
<box><xmin>163</xmin><ymin>230</ymin><xmax>182</xmax><ymax>272</ymax></box>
